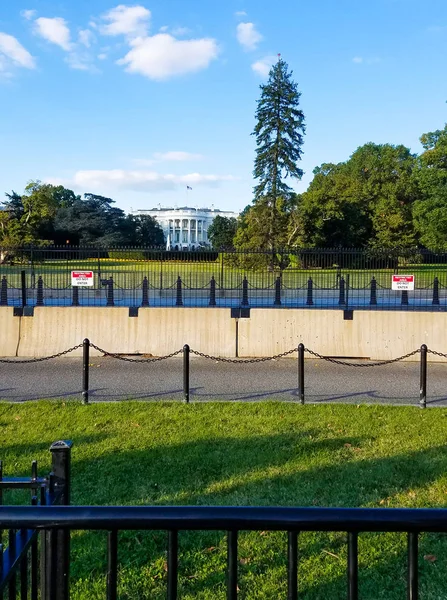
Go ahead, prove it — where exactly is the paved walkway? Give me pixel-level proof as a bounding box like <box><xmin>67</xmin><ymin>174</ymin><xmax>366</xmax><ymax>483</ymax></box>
<box><xmin>0</xmin><ymin>356</ymin><xmax>445</xmax><ymax>406</ymax></box>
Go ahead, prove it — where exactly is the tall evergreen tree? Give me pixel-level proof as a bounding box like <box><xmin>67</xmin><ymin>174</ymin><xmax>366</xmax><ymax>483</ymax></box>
<box><xmin>253</xmin><ymin>57</ymin><xmax>305</xmax><ymax>202</ymax></box>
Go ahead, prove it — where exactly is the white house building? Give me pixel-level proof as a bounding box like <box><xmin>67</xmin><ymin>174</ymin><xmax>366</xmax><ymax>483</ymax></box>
<box><xmin>132</xmin><ymin>206</ymin><xmax>239</xmax><ymax>250</ymax></box>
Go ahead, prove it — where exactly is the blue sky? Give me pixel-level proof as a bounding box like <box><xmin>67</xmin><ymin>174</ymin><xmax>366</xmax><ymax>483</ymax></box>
<box><xmin>0</xmin><ymin>0</ymin><xmax>446</xmax><ymax>214</ymax></box>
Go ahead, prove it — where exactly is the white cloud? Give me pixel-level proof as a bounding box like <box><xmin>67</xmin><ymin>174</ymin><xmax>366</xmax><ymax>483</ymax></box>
<box><xmin>159</xmin><ymin>25</ymin><xmax>169</xmax><ymax>33</ymax></box>
<box><xmin>153</xmin><ymin>151</ymin><xmax>203</xmax><ymax>161</ymax></box>
<box><xmin>352</xmin><ymin>56</ymin><xmax>380</xmax><ymax>65</ymax></box>
<box><xmin>49</xmin><ymin>169</ymin><xmax>236</xmax><ymax>193</ymax></box>
<box><xmin>117</xmin><ymin>33</ymin><xmax>219</xmax><ymax>80</ymax></box>
<box><xmin>171</xmin><ymin>26</ymin><xmax>191</xmax><ymax>37</ymax></box>
<box><xmin>21</xmin><ymin>9</ymin><xmax>37</xmax><ymax>21</ymax></box>
<box><xmin>251</xmin><ymin>55</ymin><xmax>276</xmax><ymax>77</ymax></box>
<box><xmin>98</xmin><ymin>52</ymin><xmax>108</xmax><ymax>60</ymax></box>
<box><xmin>78</xmin><ymin>29</ymin><xmax>95</xmax><ymax>48</ymax></box>
<box><xmin>236</xmin><ymin>22</ymin><xmax>262</xmax><ymax>51</ymax></box>
<box><xmin>35</xmin><ymin>17</ymin><xmax>72</xmax><ymax>51</ymax></box>
<box><xmin>352</xmin><ymin>56</ymin><xmax>363</xmax><ymax>63</ymax></box>
<box><xmin>0</xmin><ymin>32</ymin><xmax>36</xmax><ymax>70</ymax></box>
<box><xmin>99</xmin><ymin>5</ymin><xmax>151</xmax><ymax>37</ymax></box>
<box><xmin>235</xmin><ymin>11</ymin><xmax>247</xmax><ymax>17</ymax></box>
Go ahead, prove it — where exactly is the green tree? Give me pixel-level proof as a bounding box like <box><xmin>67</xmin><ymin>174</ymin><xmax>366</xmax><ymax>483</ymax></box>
<box><xmin>239</xmin><ymin>57</ymin><xmax>305</xmax><ymax>253</ymax></box>
<box><xmin>207</xmin><ymin>216</ymin><xmax>238</xmax><ymax>250</ymax></box>
<box><xmin>412</xmin><ymin>125</ymin><xmax>447</xmax><ymax>250</ymax></box>
<box><xmin>124</xmin><ymin>215</ymin><xmax>165</xmax><ymax>246</ymax></box>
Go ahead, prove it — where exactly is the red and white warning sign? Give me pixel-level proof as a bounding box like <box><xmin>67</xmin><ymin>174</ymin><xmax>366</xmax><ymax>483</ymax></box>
<box><xmin>71</xmin><ymin>271</ymin><xmax>94</xmax><ymax>287</ymax></box>
<box><xmin>392</xmin><ymin>275</ymin><xmax>414</xmax><ymax>291</ymax></box>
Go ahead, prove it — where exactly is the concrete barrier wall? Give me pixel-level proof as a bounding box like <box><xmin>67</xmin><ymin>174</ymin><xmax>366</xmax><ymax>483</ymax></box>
<box><xmin>238</xmin><ymin>309</ymin><xmax>447</xmax><ymax>362</ymax></box>
<box><xmin>0</xmin><ymin>307</ymin><xmax>445</xmax><ymax>361</ymax></box>
<box><xmin>14</xmin><ymin>308</ymin><xmax>236</xmax><ymax>357</ymax></box>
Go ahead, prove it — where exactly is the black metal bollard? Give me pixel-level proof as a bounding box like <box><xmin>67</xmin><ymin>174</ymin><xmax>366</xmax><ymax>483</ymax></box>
<box><xmin>183</xmin><ymin>344</ymin><xmax>190</xmax><ymax>403</ymax></box>
<box><xmin>141</xmin><ymin>276</ymin><xmax>149</xmax><ymax>307</ymax></box>
<box><xmin>82</xmin><ymin>338</ymin><xmax>89</xmax><ymax>404</ymax></box>
<box><xmin>106</xmin><ymin>277</ymin><xmax>114</xmax><ymax>307</ymax></box>
<box><xmin>433</xmin><ymin>277</ymin><xmax>440</xmax><ymax>305</ymax></box>
<box><xmin>274</xmin><ymin>276</ymin><xmax>281</xmax><ymax>306</ymax></box>
<box><xmin>306</xmin><ymin>278</ymin><xmax>313</xmax><ymax>306</ymax></box>
<box><xmin>420</xmin><ymin>344</ymin><xmax>427</xmax><ymax>409</ymax></box>
<box><xmin>209</xmin><ymin>276</ymin><xmax>216</xmax><ymax>306</ymax></box>
<box><xmin>401</xmin><ymin>290</ymin><xmax>409</xmax><ymax>305</ymax></box>
<box><xmin>21</xmin><ymin>270</ymin><xmax>26</xmax><ymax>307</ymax></box>
<box><xmin>41</xmin><ymin>441</ymin><xmax>73</xmax><ymax>600</ymax></box>
<box><xmin>36</xmin><ymin>276</ymin><xmax>44</xmax><ymax>306</ymax></box>
<box><xmin>0</xmin><ymin>276</ymin><xmax>7</xmax><ymax>306</ymax></box>
<box><xmin>298</xmin><ymin>343</ymin><xmax>305</xmax><ymax>404</ymax></box>
<box><xmin>338</xmin><ymin>276</ymin><xmax>346</xmax><ymax>305</ymax></box>
<box><xmin>370</xmin><ymin>277</ymin><xmax>377</xmax><ymax>306</ymax></box>
<box><xmin>72</xmin><ymin>285</ymin><xmax>80</xmax><ymax>307</ymax></box>
<box><xmin>176</xmin><ymin>276</ymin><xmax>183</xmax><ymax>306</ymax></box>
<box><xmin>241</xmin><ymin>276</ymin><xmax>249</xmax><ymax>306</ymax></box>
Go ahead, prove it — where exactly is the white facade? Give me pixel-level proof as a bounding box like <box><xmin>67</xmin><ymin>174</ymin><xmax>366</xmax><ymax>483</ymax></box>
<box><xmin>132</xmin><ymin>206</ymin><xmax>239</xmax><ymax>250</ymax></box>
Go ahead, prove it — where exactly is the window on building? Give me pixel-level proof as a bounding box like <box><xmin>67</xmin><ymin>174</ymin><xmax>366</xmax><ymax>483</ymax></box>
<box><xmin>169</xmin><ymin>220</ymin><xmax>173</xmax><ymax>230</ymax></box>
<box><xmin>191</xmin><ymin>231</ymin><xmax>196</xmax><ymax>243</ymax></box>
<box><xmin>182</xmin><ymin>231</ymin><xmax>188</xmax><ymax>243</ymax></box>
<box><xmin>175</xmin><ymin>220</ymin><xmax>180</xmax><ymax>228</ymax></box>
<box><xmin>197</xmin><ymin>220</ymin><xmax>202</xmax><ymax>232</ymax></box>
<box><xmin>182</xmin><ymin>219</ymin><xmax>188</xmax><ymax>229</ymax></box>
<box><xmin>175</xmin><ymin>232</ymin><xmax>180</xmax><ymax>243</ymax></box>
<box><xmin>190</xmin><ymin>219</ymin><xmax>196</xmax><ymax>228</ymax></box>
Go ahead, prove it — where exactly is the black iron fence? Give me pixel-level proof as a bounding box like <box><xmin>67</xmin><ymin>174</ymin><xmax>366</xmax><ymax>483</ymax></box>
<box><xmin>1</xmin><ymin>246</ymin><xmax>447</xmax><ymax>310</ymax></box>
<box><xmin>0</xmin><ymin>339</ymin><xmax>443</xmax><ymax>408</ymax></box>
<box><xmin>0</xmin><ymin>441</ymin><xmax>71</xmax><ymax>599</ymax></box>
<box><xmin>2</xmin><ymin>442</ymin><xmax>447</xmax><ymax>599</ymax></box>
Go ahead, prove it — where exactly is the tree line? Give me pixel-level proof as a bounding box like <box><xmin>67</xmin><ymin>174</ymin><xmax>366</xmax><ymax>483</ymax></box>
<box><xmin>3</xmin><ymin>58</ymin><xmax>447</xmax><ymax>254</ymax></box>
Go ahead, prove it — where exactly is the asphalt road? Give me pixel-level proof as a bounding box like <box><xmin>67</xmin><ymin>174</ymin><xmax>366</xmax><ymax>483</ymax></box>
<box><xmin>0</xmin><ymin>355</ymin><xmax>446</xmax><ymax>407</ymax></box>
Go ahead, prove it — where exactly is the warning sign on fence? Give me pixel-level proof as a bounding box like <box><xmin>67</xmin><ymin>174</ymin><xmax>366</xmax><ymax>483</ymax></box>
<box><xmin>392</xmin><ymin>275</ymin><xmax>414</xmax><ymax>291</ymax></box>
<box><xmin>71</xmin><ymin>271</ymin><xmax>94</xmax><ymax>287</ymax></box>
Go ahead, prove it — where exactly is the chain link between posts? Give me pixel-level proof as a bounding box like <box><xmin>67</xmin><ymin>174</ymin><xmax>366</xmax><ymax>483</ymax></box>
<box><xmin>0</xmin><ymin>343</ymin><xmax>84</xmax><ymax>364</ymax></box>
<box><xmin>304</xmin><ymin>347</ymin><xmax>421</xmax><ymax>367</ymax></box>
<box><xmin>189</xmin><ymin>347</ymin><xmax>298</xmax><ymax>363</ymax></box>
<box><xmin>89</xmin><ymin>343</ymin><xmax>183</xmax><ymax>363</ymax></box>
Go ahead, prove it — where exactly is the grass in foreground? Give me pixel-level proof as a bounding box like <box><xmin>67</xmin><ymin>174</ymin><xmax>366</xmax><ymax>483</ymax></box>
<box><xmin>1</xmin><ymin>402</ymin><xmax>447</xmax><ymax>599</ymax></box>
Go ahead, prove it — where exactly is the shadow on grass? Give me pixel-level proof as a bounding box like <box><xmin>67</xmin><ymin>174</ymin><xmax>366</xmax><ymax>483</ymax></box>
<box><xmin>64</xmin><ymin>432</ymin><xmax>447</xmax><ymax>599</ymax></box>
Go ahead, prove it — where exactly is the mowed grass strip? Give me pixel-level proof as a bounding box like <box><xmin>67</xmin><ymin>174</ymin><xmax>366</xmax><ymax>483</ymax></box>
<box><xmin>1</xmin><ymin>402</ymin><xmax>447</xmax><ymax>599</ymax></box>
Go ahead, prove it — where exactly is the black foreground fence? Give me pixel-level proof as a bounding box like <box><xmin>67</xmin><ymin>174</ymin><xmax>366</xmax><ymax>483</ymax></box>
<box><xmin>2</xmin><ymin>246</ymin><xmax>447</xmax><ymax>310</ymax></box>
<box><xmin>2</xmin><ymin>442</ymin><xmax>447</xmax><ymax>600</ymax></box>
<box><xmin>0</xmin><ymin>339</ymin><xmax>445</xmax><ymax>408</ymax></box>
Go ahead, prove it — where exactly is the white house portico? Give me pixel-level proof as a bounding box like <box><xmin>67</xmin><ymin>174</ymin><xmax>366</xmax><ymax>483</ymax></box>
<box><xmin>132</xmin><ymin>206</ymin><xmax>239</xmax><ymax>250</ymax></box>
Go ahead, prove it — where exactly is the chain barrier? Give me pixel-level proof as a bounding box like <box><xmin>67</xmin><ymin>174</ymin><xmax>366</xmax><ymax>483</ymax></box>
<box><xmin>427</xmin><ymin>349</ymin><xmax>447</xmax><ymax>358</ymax></box>
<box><xmin>304</xmin><ymin>347</ymin><xmax>420</xmax><ymax>367</ymax></box>
<box><xmin>0</xmin><ymin>343</ymin><xmax>84</xmax><ymax>364</ymax></box>
<box><xmin>89</xmin><ymin>342</ymin><xmax>183</xmax><ymax>363</ymax></box>
<box><xmin>189</xmin><ymin>347</ymin><xmax>298</xmax><ymax>363</ymax></box>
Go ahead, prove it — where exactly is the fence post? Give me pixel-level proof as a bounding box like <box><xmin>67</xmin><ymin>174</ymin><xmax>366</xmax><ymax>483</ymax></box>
<box><xmin>401</xmin><ymin>290</ymin><xmax>409</xmax><ymax>305</ymax></box>
<box><xmin>241</xmin><ymin>276</ymin><xmax>249</xmax><ymax>306</ymax></box>
<box><xmin>420</xmin><ymin>344</ymin><xmax>427</xmax><ymax>409</ymax></box>
<box><xmin>183</xmin><ymin>344</ymin><xmax>190</xmax><ymax>403</ymax></box>
<box><xmin>141</xmin><ymin>276</ymin><xmax>149</xmax><ymax>307</ymax></box>
<box><xmin>36</xmin><ymin>276</ymin><xmax>44</xmax><ymax>306</ymax></box>
<box><xmin>0</xmin><ymin>276</ymin><xmax>7</xmax><ymax>306</ymax></box>
<box><xmin>298</xmin><ymin>343</ymin><xmax>305</xmax><ymax>404</ymax></box>
<box><xmin>274</xmin><ymin>276</ymin><xmax>281</xmax><ymax>306</ymax></box>
<box><xmin>370</xmin><ymin>277</ymin><xmax>377</xmax><ymax>306</ymax></box>
<box><xmin>106</xmin><ymin>277</ymin><xmax>114</xmax><ymax>307</ymax></box>
<box><xmin>338</xmin><ymin>276</ymin><xmax>346</xmax><ymax>305</ymax></box>
<box><xmin>432</xmin><ymin>277</ymin><xmax>440</xmax><ymax>305</ymax></box>
<box><xmin>176</xmin><ymin>276</ymin><xmax>183</xmax><ymax>306</ymax></box>
<box><xmin>72</xmin><ymin>285</ymin><xmax>79</xmax><ymax>307</ymax></box>
<box><xmin>82</xmin><ymin>338</ymin><xmax>90</xmax><ymax>404</ymax></box>
<box><xmin>306</xmin><ymin>278</ymin><xmax>313</xmax><ymax>306</ymax></box>
<box><xmin>41</xmin><ymin>440</ymin><xmax>73</xmax><ymax>600</ymax></box>
<box><xmin>209</xmin><ymin>276</ymin><xmax>216</xmax><ymax>306</ymax></box>
<box><xmin>21</xmin><ymin>270</ymin><xmax>27</xmax><ymax>307</ymax></box>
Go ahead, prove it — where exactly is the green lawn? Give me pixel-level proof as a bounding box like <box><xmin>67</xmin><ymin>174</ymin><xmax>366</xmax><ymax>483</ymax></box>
<box><xmin>2</xmin><ymin>402</ymin><xmax>447</xmax><ymax>598</ymax></box>
<box><xmin>1</xmin><ymin>258</ymin><xmax>446</xmax><ymax>290</ymax></box>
